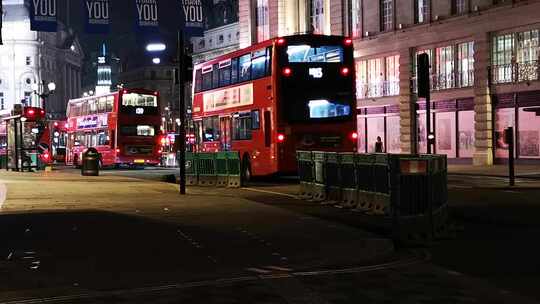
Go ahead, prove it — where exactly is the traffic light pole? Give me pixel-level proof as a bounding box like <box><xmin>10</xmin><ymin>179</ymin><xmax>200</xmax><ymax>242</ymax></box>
<box><xmin>177</xmin><ymin>30</ymin><xmax>186</xmax><ymax>195</ymax></box>
<box><xmin>426</xmin><ymin>91</ymin><xmax>432</xmax><ymax>154</ymax></box>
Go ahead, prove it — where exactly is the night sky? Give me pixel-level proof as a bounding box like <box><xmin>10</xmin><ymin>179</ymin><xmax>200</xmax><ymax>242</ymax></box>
<box><xmin>52</xmin><ymin>0</ymin><xmax>238</xmax><ymax>88</ymax></box>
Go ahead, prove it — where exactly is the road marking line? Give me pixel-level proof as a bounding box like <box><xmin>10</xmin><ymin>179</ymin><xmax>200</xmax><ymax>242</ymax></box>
<box><xmin>245</xmin><ymin>267</ymin><xmax>272</xmax><ymax>274</ymax></box>
<box><xmin>264</xmin><ymin>266</ymin><xmax>293</xmax><ymax>272</ymax></box>
<box><xmin>241</xmin><ymin>187</ymin><xmax>299</xmax><ymax>199</ymax></box>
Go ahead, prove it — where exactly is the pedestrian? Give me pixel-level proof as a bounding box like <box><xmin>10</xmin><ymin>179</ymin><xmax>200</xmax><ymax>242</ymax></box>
<box><xmin>375</xmin><ymin>136</ymin><xmax>383</xmax><ymax>153</ymax></box>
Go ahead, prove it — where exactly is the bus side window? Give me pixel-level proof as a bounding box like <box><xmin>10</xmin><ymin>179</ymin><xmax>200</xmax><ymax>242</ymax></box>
<box><xmin>251</xmin><ymin>110</ymin><xmax>260</xmax><ymax>129</ymax></box>
<box><xmin>106</xmin><ymin>96</ymin><xmax>114</xmax><ymax>112</ymax></box>
<box><xmin>231</xmin><ymin>58</ymin><xmax>239</xmax><ymax>84</ymax></box>
<box><xmin>194</xmin><ymin>69</ymin><xmax>202</xmax><ymax>92</ymax></box>
<box><xmin>238</xmin><ymin>54</ymin><xmax>251</xmax><ymax>82</ymax></box>
<box><xmin>202</xmin><ymin>68</ymin><xmax>213</xmax><ymax>91</ymax></box>
<box><xmin>264</xmin><ymin>111</ymin><xmax>271</xmax><ymax>147</ymax></box>
<box><xmin>212</xmin><ymin>63</ymin><xmax>219</xmax><ymax>89</ymax></box>
<box><xmin>266</xmin><ymin>47</ymin><xmax>272</xmax><ymax>76</ymax></box>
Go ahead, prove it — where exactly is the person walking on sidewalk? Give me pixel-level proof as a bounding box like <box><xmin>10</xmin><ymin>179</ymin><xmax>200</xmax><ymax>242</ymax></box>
<box><xmin>375</xmin><ymin>136</ymin><xmax>383</xmax><ymax>153</ymax></box>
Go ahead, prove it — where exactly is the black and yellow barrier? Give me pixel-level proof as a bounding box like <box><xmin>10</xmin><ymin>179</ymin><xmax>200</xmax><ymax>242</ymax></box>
<box><xmin>296</xmin><ymin>151</ymin><xmax>448</xmax><ymax>243</ymax></box>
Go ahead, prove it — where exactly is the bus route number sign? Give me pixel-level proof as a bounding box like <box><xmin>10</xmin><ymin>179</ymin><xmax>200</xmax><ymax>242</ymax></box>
<box><xmin>135</xmin><ymin>108</ymin><xmax>144</xmax><ymax>114</ymax></box>
<box><xmin>309</xmin><ymin>67</ymin><xmax>323</xmax><ymax>79</ymax></box>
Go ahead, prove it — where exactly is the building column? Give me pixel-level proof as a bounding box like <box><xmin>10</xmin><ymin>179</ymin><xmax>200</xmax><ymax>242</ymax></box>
<box><xmin>398</xmin><ymin>47</ymin><xmax>415</xmax><ymax>154</ymax></box>
<box><xmin>269</xmin><ymin>0</ymin><xmax>279</xmax><ymax>38</ymax></box>
<box><xmin>239</xmin><ymin>0</ymin><xmax>254</xmax><ymax>48</ymax></box>
<box><xmin>329</xmin><ymin>0</ymin><xmax>343</xmax><ymax>35</ymax></box>
<box><xmin>473</xmin><ymin>33</ymin><xmax>494</xmax><ymax>166</ymax></box>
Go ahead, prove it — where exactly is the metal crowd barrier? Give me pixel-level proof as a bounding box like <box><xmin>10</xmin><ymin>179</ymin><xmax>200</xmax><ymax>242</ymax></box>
<box><xmin>178</xmin><ymin>151</ymin><xmax>242</xmax><ymax>188</ymax></box>
<box><xmin>296</xmin><ymin>151</ymin><xmax>449</xmax><ymax>243</ymax></box>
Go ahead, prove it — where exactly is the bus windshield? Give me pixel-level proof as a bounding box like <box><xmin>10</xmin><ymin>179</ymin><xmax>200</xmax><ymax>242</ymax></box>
<box><xmin>120</xmin><ymin>125</ymin><xmax>156</xmax><ymax>136</ymax></box>
<box><xmin>286</xmin><ymin>45</ymin><xmax>344</xmax><ymax>63</ymax></box>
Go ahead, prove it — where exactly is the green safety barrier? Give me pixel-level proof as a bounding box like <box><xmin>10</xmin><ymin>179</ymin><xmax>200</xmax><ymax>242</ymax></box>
<box><xmin>224</xmin><ymin>151</ymin><xmax>241</xmax><ymax>188</ymax></box>
<box><xmin>196</xmin><ymin>152</ymin><xmax>217</xmax><ymax>186</ymax></box>
<box><xmin>215</xmin><ymin>152</ymin><xmax>228</xmax><ymax>187</ymax></box>
<box><xmin>185</xmin><ymin>152</ymin><xmax>198</xmax><ymax>186</ymax></box>
<box><xmin>177</xmin><ymin>151</ymin><xmax>241</xmax><ymax>188</ymax></box>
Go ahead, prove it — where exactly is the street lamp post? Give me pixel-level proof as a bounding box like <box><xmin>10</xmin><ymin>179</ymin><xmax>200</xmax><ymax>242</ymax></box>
<box><xmin>146</xmin><ymin>39</ymin><xmax>187</xmax><ymax>195</ymax></box>
<box><xmin>31</xmin><ymin>81</ymin><xmax>56</xmax><ymax>110</ymax></box>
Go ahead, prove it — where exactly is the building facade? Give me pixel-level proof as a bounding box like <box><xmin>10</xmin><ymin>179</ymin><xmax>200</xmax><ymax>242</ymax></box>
<box><xmin>0</xmin><ymin>0</ymin><xmax>84</xmax><ymax>120</ymax></box>
<box><xmin>239</xmin><ymin>0</ymin><xmax>540</xmax><ymax>165</ymax></box>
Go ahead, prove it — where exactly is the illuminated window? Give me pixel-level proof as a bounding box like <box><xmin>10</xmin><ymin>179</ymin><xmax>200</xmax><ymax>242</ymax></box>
<box><xmin>452</xmin><ymin>0</ymin><xmax>466</xmax><ymax>14</ymax></box>
<box><xmin>350</xmin><ymin>0</ymin><xmax>362</xmax><ymax>37</ymax></box>
<box><xmin>380</xmin><ymin>0</ymin><xmax>393</xmax><ymax>31</ymax></box>
<box><xmin>415</xmin><ymin>0</ymin><xmax>429</xmax><ymax>24</ymax></box>
<box><xmin>310</xmin><ymin>0</ymin><xmax>326</xmax><ymax>34</ymax></box>
<box><xmin>435</xmin><ymin>45</ymin><xmax>455</xmax><ymax>89</ymax></box>
<box><xmin>457</xmin><ymin>42</ymin><xmax>474</xmax><ymax>87</ymax></box>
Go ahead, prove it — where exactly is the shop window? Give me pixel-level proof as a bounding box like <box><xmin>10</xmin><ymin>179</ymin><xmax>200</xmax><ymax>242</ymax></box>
<box><xmin>494</xmin><ymin>108</ymin><xmax>515</xmax><ymax>159</ymax></box>
<box><xmin>518</xmin><ymin>107</ymin><xmax>540</xmax><ymax>158</ymax></box>
<box><xmin>367</xmin><ymin>116</ymin><xmax>385</xmax><ymax>153</ymax></box>
<box><xmin>458</xmin><ymin>111</ymin><xmax>475</xmax><ymax>158</ymax></box>
<box><xmin>386</xmin><ymin>115</ymin><xmax>401</xmax><ymax>153</ymax></box>
<box><xmin>435</xmin><ymin>112</ymin><xmax>456</xmax><ymax>158</ymax></box>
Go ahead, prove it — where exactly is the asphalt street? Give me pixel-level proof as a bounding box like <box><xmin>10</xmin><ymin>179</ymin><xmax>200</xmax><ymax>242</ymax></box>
<box><xmin>0</xmin><ymin>168</ymin><xmax>538</xmax><ymax>303</ymax></box>
<box><xmin>103</xmin><ymin>167</ymin><xmax>540</xmax><ymax>301</ymax></box>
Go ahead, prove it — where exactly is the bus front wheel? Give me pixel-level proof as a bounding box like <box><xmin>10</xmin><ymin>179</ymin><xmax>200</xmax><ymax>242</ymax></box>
<box><xmin>241</xmin><ymin>156</ymin><xmax>252</xmax><ymax>185</ymax></box>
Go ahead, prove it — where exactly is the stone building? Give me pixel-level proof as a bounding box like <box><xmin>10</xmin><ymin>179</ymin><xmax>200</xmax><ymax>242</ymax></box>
<box><xmin>239</xmin><ymin>0</ymin><xmax>540</xmax><ymax>165</ymax></box>
<box><xmin>0</xmin><ymin>0</ymin><xmax>84</xmax><ymax>120</ymax></box>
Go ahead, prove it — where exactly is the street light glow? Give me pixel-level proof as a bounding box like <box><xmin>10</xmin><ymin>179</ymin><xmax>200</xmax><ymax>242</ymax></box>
<box><xmin>146</xmin><ymin>43</ymin><xmax>166</xmax><ymax>52</ymax></box>
<box><xmin>47</xmin><ymin>82</ymin><xmax>56</xmax><ymax>92</ymax></box>
<box><xmin>152</xmin><ymin>57</ymin><xmax>161</xmax><ymax>64</ymax></box>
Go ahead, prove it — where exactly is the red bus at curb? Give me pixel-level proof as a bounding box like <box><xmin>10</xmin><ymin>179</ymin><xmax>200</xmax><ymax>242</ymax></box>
<box><xmin>191</xmin><ymin>34</ymin><xmax>357</xmax><ymax>179</ymax></box>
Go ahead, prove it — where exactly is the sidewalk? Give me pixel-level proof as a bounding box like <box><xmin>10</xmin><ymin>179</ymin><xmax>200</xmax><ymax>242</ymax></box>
<box><xmin>448</xmin><ymin>164</ymin><xmax>540</xmax><ymax>178</ymax></box>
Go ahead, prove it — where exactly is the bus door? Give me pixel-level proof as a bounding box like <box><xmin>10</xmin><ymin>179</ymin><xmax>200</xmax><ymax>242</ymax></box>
<box><xmin>220</xmin><ymin>116</ymin><xmax>231</xmax><ymax>151</ymax></box>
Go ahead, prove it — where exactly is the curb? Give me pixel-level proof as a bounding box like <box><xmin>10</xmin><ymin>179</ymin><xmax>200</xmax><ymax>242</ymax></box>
<box><xmin>448</xmin><ymin>172</ymin><xmax>540</xmax><ymax>180</ymax></box>
<box><xmin>0</xmin><ymin>182</ymin><xmax>6</xmax><ymax>208</ymax></box>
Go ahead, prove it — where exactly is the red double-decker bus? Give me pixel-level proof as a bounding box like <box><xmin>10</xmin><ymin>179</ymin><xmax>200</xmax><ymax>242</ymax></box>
<box><xmin>65</xmin><ymin>88</ymin><xmax>162</xmax><ymax>168</ymax></box>
<box><xmin>192</xmin><ymin>34</ymin><xmax>357</xmax><ymax>179</ymax></box>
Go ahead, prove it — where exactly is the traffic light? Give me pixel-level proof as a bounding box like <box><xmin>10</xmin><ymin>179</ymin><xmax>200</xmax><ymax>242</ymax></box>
<box><xmin>417</xmin><ymin>53</ymin><xmax>430</xmax><ymax>98</ymax></box>
<box><xmin>173</xmin><ymin>54</ymin><xmax>193</xmax><ymax>84</ymax></box>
